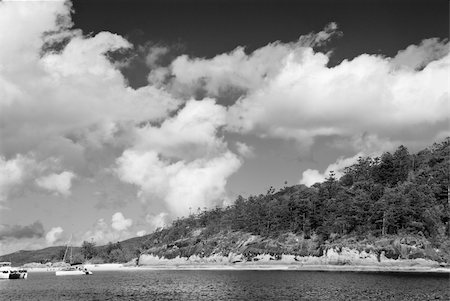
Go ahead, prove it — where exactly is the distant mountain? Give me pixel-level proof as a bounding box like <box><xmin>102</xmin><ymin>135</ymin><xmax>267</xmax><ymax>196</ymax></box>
<box><xmin>2</xmin><ymin>138</ymin><xmax>449</xmax><ymax>266</ymax></box>
<box><xmin>0</xmin><ymin>235</ymin><xmax>151</xmax><ymax>266</ymax></box>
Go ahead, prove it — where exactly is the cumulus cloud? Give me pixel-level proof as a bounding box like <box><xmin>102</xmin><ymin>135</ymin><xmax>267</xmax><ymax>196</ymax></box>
<box><xmin>0</xmin><ymin>0</ymin><xmax>244</xmax><ymax>231</ymax></box>
<box><xmin>136</xmin><ymin>230</ymin><xmax>146</xmax><ymax>237</ymax></box>
<box><xmin>300</xmin><ymin>153</ymin><xmax>364</xmax><ymax>186</ymax></box>
<box><xmin>149</xmin><ymin>23</ymin><xmax>448</xmax><ymax>155</ymax></box>
<box><xmin>35</xmin><ymin>171</ymin><xmax>76</xmax><ymax>196</ymax></box>
<box><xmin>0</xmin><ymin>153</ymin><xmax>79</xmax><ymax>202</ymax></box>
<box><xmin>235</xmin><ymin>142</ymin><xmax>255</xmax><ymax>158</ymax></box>
<box><xmin>226</xmin><ymin>43</ymin><xmax>448</xmax><ymax>154</ymax></box>
<box><xmin>115</xmin><ymin>99</ymin><xmax>242</xmax><ymax>219</ymax></box>
<box><xmin>391</xmin><ymin>38</ymin><xmax>449</xmax><ymax>70</ymax></box>
<box><xmin>111</xmin><ymin>212</ymin><xmax>133</xmax><ymax>231</ymax></box>
<box><xmin>132</xmin><ymin>99</ymin><xmax>228</xmax><ymax>161</ymax></box>
<box><xmin>0</xmin><ymin>155</ymin><xmax>35</xmax><ymax>202</ymax></box>
<box><xmin>0</xmin><ymin>0</ymin><xmax>180</xmax><ymax>162</ymax></box>
<box><xmin>146</xmin><ymin>45</ymin><xmax>170</xmax><ymax>68</ymax></box>
<box><xmin>82</xmin><ymin>218</ymin><xmax>115</xmax><ymax>244</ymax></box>
<box><xmin>117</xmin><ymin>150</ymin><xmax>241</xmax><ymax>218</ymax></box>
<box><xmin>146</xmin><ymin>212</ymin><xmax>169</xmax><ymax>229</ymax></box>
<box><xmin>82</xmin><ymin>216</ymin><xmax>134</xmax><ymax>245</ymax></box>
<box><xmin>157</xmin><ymin>23</ymin><xmax>341</xmax><ymax>99</ymax></box>
<box><xmin>0</xmin><ymin>221</ymin><xmax>45</xmax><ymax>240</ymax></box>
<box><xmin>45</xmin><ymin>226</ymin><xmax>64</xmax><ymax>245</ymax></box>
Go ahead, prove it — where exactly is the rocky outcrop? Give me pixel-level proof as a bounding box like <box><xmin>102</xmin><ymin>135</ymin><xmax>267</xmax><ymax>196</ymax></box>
<box><xmin>138</xmin><ymin>230</ymin><xmax>448</xmax><ymax>267</ymax></box>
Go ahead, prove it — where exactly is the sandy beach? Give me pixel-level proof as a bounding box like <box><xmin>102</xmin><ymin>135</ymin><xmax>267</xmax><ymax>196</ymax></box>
<box><xmin>24</xmin><ymin>262</ymin><xmax>450</xmax><ymax>274</ymax></box>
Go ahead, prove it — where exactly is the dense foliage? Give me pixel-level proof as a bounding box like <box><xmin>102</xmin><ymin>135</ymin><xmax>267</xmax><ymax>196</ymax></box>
<box><xmin>2</xmin><ymin>139</ymin><xmax>448</xmax><ymax>265</ymax></box>
<box><xmin>141</xmin><ymin>138</ymin><xmax>449</xmax><ymax>252</ymax></box>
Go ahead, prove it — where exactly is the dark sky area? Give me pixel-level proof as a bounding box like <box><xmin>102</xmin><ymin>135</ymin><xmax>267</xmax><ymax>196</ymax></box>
<box><xmin>71</xmin><ymin>0</ymin><xmax>449</xmax><ymax>87</ymax></box>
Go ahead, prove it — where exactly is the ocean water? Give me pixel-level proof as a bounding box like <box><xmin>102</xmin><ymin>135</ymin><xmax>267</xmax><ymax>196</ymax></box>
<box><xmin>0</xmin><ymin>270</ymin><xmax>448</xmax><ymax>300</ymax></box>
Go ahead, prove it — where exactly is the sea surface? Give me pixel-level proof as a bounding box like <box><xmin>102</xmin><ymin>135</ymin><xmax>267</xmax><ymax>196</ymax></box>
<box><xmin>1</xmin><ymin>270</ymin><xmax>448</xmax><ymax>300</ymax></box>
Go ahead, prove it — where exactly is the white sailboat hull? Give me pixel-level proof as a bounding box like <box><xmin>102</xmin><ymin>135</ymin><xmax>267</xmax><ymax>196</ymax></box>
<box><xmin>55</xmin><ymin>270</ymin><xmax>92</xmax><ymax>276</ymax></box>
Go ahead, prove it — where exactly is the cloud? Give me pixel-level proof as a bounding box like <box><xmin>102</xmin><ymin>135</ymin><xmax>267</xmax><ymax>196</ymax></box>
<box><xmin>45</xmin><ymin>226</ymin><xmax>64</xmax><ymax>245</ymax></box>
<box><xmin>146</xmin><ymin>45</ymin><xmax>170</xmax><ymax>68</ymax></box>
<box><xmin>111</xmin><ymin>212</ymin><xmax>133</xmax><ymax>231</ymax></box>
<box><xmin>235</xmin><ymin>142</ymin><xmax>254</xmax><ymax>158</ymax></box>
<box><xmin>0</xmin><ymin>221</ymin><xmax>45</xmax><ymax>240</ymax></box>
<box><xmin>82</xmin><ymin>216</ymin><xmax>134</xmax><ymax>245</ymax></box>
<box><xmin>117</xmin><ymin>150</ymin><xmax>241</xmax><ymax>218</ymax></box>
<box><xmin>0</xmin><ymin>237</ymin><xmax>48</xmax><ymax>256</ymax></box>
<box><xmin>0</xmin><ymin>155</ymin><xmax>35</xmax><ymax>202</ymax></box>
<box><xmin>1</xmin><ymin>0</ymin><xmax>448</xmax><ymax>244</ymax></box>
<box><xmin>115</xmin><ymin>99</ymin><xmax>242</xmax><ymax>218</ymax></box>
<box><xmin>391</xmin><ymin>38</ymin><xmax>449</xmax><ymax>70</ymax></box>
<box><xmin>0</xmin><ymin>153</ymin><xmax>80</xmax><ymax>202</ymax></box>
<box><xmin>35</xmin><ymin>171</ymin><xmax>76</xmax><ymax>196</ymax></box>
<box><xmin>146</xmin><ymin>212</ymin><xmax>169</xmax><ymax>229</ymax></box>
<box><xmin>300</xmin><ymin>153</ymin><xmax>364</xmax><ymax>186</ymax></box>
<box><xmin>225</xmin><ymin>40</ymin><xmax>449</xmax><ymax>153</ymax></box>
<box><xmin>147</xmin><ymin>23</ymin><xmax>447</xmax><ymax>154</ymax></box>
<box><xmin>156</xmin><ymin>23</ymin><xmax>341</xmax><ymax>100</ymax></box>
<box><xmin>132</xmin><ymin>99</ymin><xmax>229</xmax><ymax>161</ymax></box>
<box><xmin>82</xmin><ymin>218</ymin><xmax>114</xmax><ymax>244</ymax></box>
<box><xmin>0</xmin><ymin>0</ymin><xmax>242</xmax><ymax>231</ymax></box>
<box><xmin>0</xmin><ymin>0</ymin><xmax>180</xmax><ymax>165</ymax></box>
<box><xmin>136</xmin><ymin>230</ymin><xmax>146</xmax><ymax>237</ymax></box>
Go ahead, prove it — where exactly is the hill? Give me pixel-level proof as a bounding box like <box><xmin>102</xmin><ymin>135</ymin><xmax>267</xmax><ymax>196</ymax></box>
<box><xmin>2</xmin><ymin>138</ymin><xmax>449</xmax><ymax>266</ymax></box>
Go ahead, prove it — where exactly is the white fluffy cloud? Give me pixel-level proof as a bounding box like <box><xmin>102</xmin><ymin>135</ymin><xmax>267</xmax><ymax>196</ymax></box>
<box><xmin>35</xmin><ymin>171</ymin><xmax>76</xmax><ymax>196</ymax></box>
<box><xmin>111</xmin><ymin>212</ymin><xmax>133</xmax><ymax>231</ymax></box>
<box><xmin>235</xmin><ymin>142</ymin><xmax>254</xmax><ymax>158</ymax></box>
<box><xmin>45</xmin><ymin>226</ymin><xmax>64</xmax><ymax>245</ymax></box>
<box><xmin>0</xmin><ymin>0</ymin><xmax>182</xmax><ymax>217</ymax></box>
<box><xmin>227</xmin><ymin>44</ymin><xmax>449</xmax><ymax>149</ymax></box>
<box><xmin>391</xmin><ymin>38</ymin><xmax>449</xmax><ymax>70</ymax></box>
<box><xmin>0</xmin><ymin>0</ymin><xmax>243</xmax><ymax>229</ymax></box>
<box><xmin>82</xmin><ymin>215</ymin><xmax>134</xmax><ymax>245</ymax></box>
<box><xmin>115</xmin><ymin>99</ymin><xmax>242</xmax><ymax>218</ymax></box>
<box><xmin>0</xmin><ymin>155</ymin><xmax>32</xmax><ymax>202</ymax></box>
<box><xmin>132</xmin><ymin>99</ymin><xmax>228</xmax><ymax>161</ymax></box>
<box><xmin>300</xmin><ymin>153</ymin><xmax>365</xmax><ymax>186</ymax></box>
<box><xmin>155</xmin><ymin>24</ymin><xmax>448</xmax><ymax>155</ymax></box>
<box><xmin>82</xmin><ymin>218</ymin><xmax>115</xmax><ymax>244</ymax></box>
<box><xmin>0</xmin><ymin>0</ymin><xmax>180</xmax><ymax>159</ymax></box>
<box><xmin>0</xmin><ymin>153</ymin><xmax>80</xmax><ymax>202</ymax></box>
<box><xmin>117</xmin><ymin>150</ymin><xmax>241</xmax><ymax>218</ymax></box>
<box><xmin>157</xmin><ymin>23</ymin><xmax>340</xmax><ymax>98</ymax></box>
<box><xmin>136</xmin><ymin>230</ymin><xmax>147</xmax><ymax>237</ymax></box>
<box><xmin>146</xmin><ymin>212</ymin><xmax>169</xmax><ymax>229</ymax></box>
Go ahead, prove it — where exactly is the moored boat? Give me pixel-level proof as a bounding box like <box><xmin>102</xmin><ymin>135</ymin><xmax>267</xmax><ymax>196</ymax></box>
<box><xmin>54</xmin><ymin>236</ymin><xmax>92</xmax><ymax>276</ymax></box>
<box><xmin>0</xmin><ymin>262</ymin><xmax>28</xmax><ymax>279</ymax></box>
<box><xmin>55</xmin><ymin>264</ymin><xmax>92</xmax><ymax>276</ymax></box>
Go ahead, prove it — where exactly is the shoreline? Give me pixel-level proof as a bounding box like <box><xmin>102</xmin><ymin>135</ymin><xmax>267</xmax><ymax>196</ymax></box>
<box><xmin>25</xmin><ymin>263</ymin><xmax>450</xmax><ymax>274</ymax></box>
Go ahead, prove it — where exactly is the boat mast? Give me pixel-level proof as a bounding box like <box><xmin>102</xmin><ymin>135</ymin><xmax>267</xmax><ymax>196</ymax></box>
<box><xmin>62</xmin><ymin>235</ymin><xmax>72</xmax><ymax>263</ymax></box>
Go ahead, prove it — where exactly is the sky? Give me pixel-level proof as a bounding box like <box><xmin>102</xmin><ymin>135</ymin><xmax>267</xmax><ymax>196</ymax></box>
<box><xmin>0</xmin><ymin>0</ymin><xmax>448</xmax><ymax>255</ymax></box>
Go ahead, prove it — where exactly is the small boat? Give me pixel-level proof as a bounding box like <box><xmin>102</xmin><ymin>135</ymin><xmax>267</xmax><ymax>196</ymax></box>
<box><xmin>0</xmin><ymin>262</ymin><xmax>27</xmax><ymax>280</ymax></box>
<box><xmin>55</xmin><ymin>236</ymin><xmax>92</xmax><ymax>276</ymax></box>
<box><xmin>55</xmin><ymin>264</ymin><xmax>92</xmax><ymax>276</ymax></box>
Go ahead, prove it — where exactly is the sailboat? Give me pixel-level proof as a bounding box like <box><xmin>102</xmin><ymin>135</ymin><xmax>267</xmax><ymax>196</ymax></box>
<box><xmin>55</xmin><ymin>236</ymin><xmax>92</xmax><ymax>276</ymax></box>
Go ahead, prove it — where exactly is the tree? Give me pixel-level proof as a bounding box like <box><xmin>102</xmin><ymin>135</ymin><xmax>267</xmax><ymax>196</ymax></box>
<box><xmin>81</xmin><ymin>240</ymin><xmax>97</xmax><ymax>260</ymax></box>
<box><xmin>392</xmin><ymin>145</ymin><xmax>411</xmax><ymax>184</ymax></box>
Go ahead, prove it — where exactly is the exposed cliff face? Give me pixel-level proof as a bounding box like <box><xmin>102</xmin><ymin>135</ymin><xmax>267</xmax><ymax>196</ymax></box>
<box><xmin>139</xmin><ymin>229</ymin><xmax>449</xmax><ymax>267</ymax></box>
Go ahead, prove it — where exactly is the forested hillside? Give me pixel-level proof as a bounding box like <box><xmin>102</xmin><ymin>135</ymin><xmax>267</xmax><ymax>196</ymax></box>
<box><xmin>137</xmin><ymin>138</ymin><xmax>449</xmax><ymax>262</ymax></box>
<box><xmin>2</xmin><ymin>138</ymin><xmax>449</xmax><ymax>265</ymax></box>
